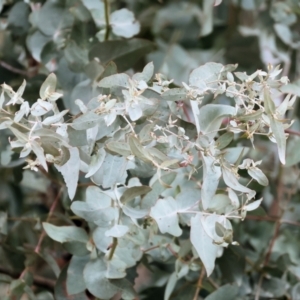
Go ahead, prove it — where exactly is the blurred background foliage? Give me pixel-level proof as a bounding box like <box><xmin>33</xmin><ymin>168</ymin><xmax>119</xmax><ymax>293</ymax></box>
<box><xmin>0</xmin><ymin>0</ymin><xmax>300</xmax><ymax>299</ymax></box>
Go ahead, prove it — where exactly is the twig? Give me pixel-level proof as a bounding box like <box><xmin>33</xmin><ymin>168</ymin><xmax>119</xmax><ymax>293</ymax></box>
<box><xmin>285</xmin><ymin>128</ymin><xmax>300</xmax><ymax>137</ymax></box>
<box><xmin>142</xmin><ymin>245</ymin><xmax>160</xmax><ymax>253</ymax></box>
<box><xmin>255</xmin><ymin>273</ymin><xmax>264</xmax><ymax>300</ymax></box>
<box><xmin>264</xmin><ymin>220</ymin><xmax>281</xmax><ymax>265</ymax></box>
<box><xmin>193</xmin><ymin>267</ymin><xmax>205</xmax><ymax>300</ymax></box>
<box><xmin>122</xmin><ymin>115</ymin><xmax>136</xmax><ymax>134</ymax></box>
<box><xmin>35</xmin><ymin>187</ymin><xmax>63</xmax><ymax>254</ymax></box>
<box><xmin>0</xmin><ymin>61</ymin><xmax>38</xmax><ymax>78</ymax></box>
<box><xmin>108</xmin><ymin>237</ymin><xmax>118</xmax><ymax>260</ymax></box>
<box><xmin>245</xmin><ymin>215</ymin><xmax>300</xmax><ymax>227</ymax></box>
<box><xmin>0</xmin><ymin>61</ymin><xmax>29</xmax><ymax>77</ymax></box>
<box><xmin>104</xmin><ymin>0</ymin><xmax>110</xmax><ymax>41</ymax></box>
<box><xmin>0</xmin><ymin>266</ymin><xmax>55</xmax><ymax>290</ymax></box>
<box><xmin>167</xmin><ymin>244</ymin><xmax>179</xmax><ymax>258</ymax></box>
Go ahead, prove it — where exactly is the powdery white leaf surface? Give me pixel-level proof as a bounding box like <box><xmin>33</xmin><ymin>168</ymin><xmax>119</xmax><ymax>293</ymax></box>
<box><xmin>200</xmin><ymin>0</ymin><xmax>214</xmax><ymax>36</ymax></box>
<box><xmin>81</xmin><ymin>0</ymin><xmax>105</xmax><ymax>26</ymax></box>
<box><xmin>207</xmin><ymin>194</ymin><xmax>231</xmax><ymax>214</ymax></box>
<box><xmin>245</xmin><ymin>198</ymin><xmax>262</xmax><ymax>211</ymax></box>
<box><xmin>189</xmin><ymin>62</ymin><xmax>223</xmax><ymax>88</ymax></box>
<box><xmin>274</xmin><ymin>23</ymin><xmax>293</xmax><ymax>45</ymax></box>
<box><xmin>93</xmin><ymin>227</ymin><xmax>112</xmax><ymax>253</ymax></box>
<box><xmin>248</xmin><ymin>168</ymin><xmax>269</xmax><ymax>186</ymax></box>
<box><xmin>198</xmin><ymin>104</ymin><xmax>236</xmax><ymax>140</ymax></box>
<box><xmin>228</xmin><ymin>188</ymin><xmax>240</xmax><ymax>208</ymax></box>
<box><xmin>0</xmin><ymin>211</ymin><xmax>7</xmax><ymax>235</ymax></box>
<box><xmin>128</xmin><ymin>104</ymin><xmax>143</xmax><ymax>121</ymax></box>
<box><xmin>84</xmin><ymin>259</ymin><xmax>119</xmax><ymax>299</ymax></box>
<box><xmin>31</xmin><ymin>140</ymin><xmax>48</xmax><ymax>171</ymax></box>
<box><xmin>106</xmin><ymin>141</ymin><xmax>131</xmax><ymax>157</ymax></box>
<box><xmin>222</xmin><ymin>167</ymin><xmax>255</xmax><ymax>199</ymax></box>
<box><xmin>0</xmin><ymin>91</ymin><xmax>4</xmax><ymax>108</ymax></box>
<box><xmin>71</xmin><ymin>111</ymin><xmax>104</xmax><ymax>130</ymax></box>
<box><xmin>71</xmin><ymin>186</ymin><xmax>117</xmax><ymax>226</ymax></box>
<box><xmin>55</xmin><ymin>147</ymin><xmax>80</xmax><ymax>200</ymax></box>
<box><xmin>67</xmin><ymin>255</ymin><xmax>89</xmax><ymax>295</ymax></box>
<box><xmin>205</xmin><ymin>283</ymin><xmax>239</xmax><ymax>300</ymax></box>
<box><xmin>122</xmin><ymin>205</ymin><xmax>149</xmax><ymax>219</ymax></box>
<box><xmin>31</xmin><ymin>99</ymin><xmax>53</xmax><ymax>116</ymax></box>
<box><xmin>263</xmin><ymin>87</ymin><xmax>276</xmax><ymax>115</ymax></box>
<box><xmin>105</xmin><ymin>224</ymin><xmax>129</xmax><ymax>238</ymax></box>
<box><xmin>132</xmin><ymin>62</ymin><xmax>154</xmax><ymax>82</ymax></box>
<box><xmin>281</xmin><ymin>84</ymin><xmax>300</xmax><ymax>97</ymax></box>
<box><xmin>223</xmin><ymin>147</ymin><xmax>249</xmax><ymax>164</ymax></box>
<box><xmin>201</xmin><ymin>214</ymin><xmax>232</xmax><ymax>246</ymax></box>
<box><xmin>85</xmin><ymin>148</ymin><xmax>106</xmax><ymax>178</ymax></box>
<box><xmin>120</xmin><ymin>186</ymin><xmax>152</xmax><ymax>203</ymax></box>
<box><xmin>110</xmin><ymin>8</ymin><xmax>140</xmax><ymax>38</ymax></box>
<box><xmin>201</xmin><ymin>155</ymin><xmax>221</xmax><ymax>210</ymax></box>
<box><xmin>98</xmin><ymin>73</ymin><xmax>130</xmax><ymax>89</ymax></box>
<box><xmin>71</xmin><ymin>202</ymin><xmax>116</xmax><ymax>226</ymax></box>
<box><xmin>142</xmin><ymin>172</ymin><xmax>176</xmax><ymax>209</ymax></box>
<box><xmin>42</xmin><ymin>109</ymin><xmax>69</xmax><ymax>125</ymax></box>
<box><xmin>161</xmin><ymin>88</ymin><xmax>187</xmax><ymax>101</ymax></box>
<box><xmin>190</xmin><ymin>100</ymin><xmax>200</xmax><ymax>133</ymax></box>
<box><xmin>214</xmin><ymin>0</ymin><xmax>223</xmax><ymax>6</ymax></box>
<box><xmin>286</xmin><ymin>138</ymin><xmax>300</xmax><ymax>167</ymax></box>
<box><xmin>190</xmin><ymin>213</ymin><xmax>220</xmax><ymax>276</ymax></box>
<box><xmin>106</xmin><ymin>258</ymin><xmax>127</xmax><ymax>279</ymax></box>
<box><xmin>176</xmin><ymin>188</ymin><xmax>201</xmax><ymax>225</ymax></box>
<box><xmin>150</xmin><ymin>196</ymin><xmax>182</xmax><ymax>237</ymax></box>
<box><xmin>269</xmin><ymin>116</ymin><xmax>286</xmax><ymax>165</ymax></box>
<box><xmin>164</xmin><ymin>272</ymin><xmax>177</xmax><ymax>300</ymax></box>
<box><xmin>43</xmin><ymin>222</ymin><xmax>89</xmax><ymax>243</ymax></box>
<box><xmin>92</xmin><ymin>153</ymin><xmax>128</xmax><ymax>188</ymax></box>
<box><xmin>40</xmin><ymin>73</ymin><xmax>57</xmax><ymax>99</ymax></box>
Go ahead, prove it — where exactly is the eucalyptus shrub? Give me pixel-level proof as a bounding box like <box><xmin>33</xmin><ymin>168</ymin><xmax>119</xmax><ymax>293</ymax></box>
<box><xmin>1</xmin><ymin>0</ymin><xmax>300</xmax><ymax>299</ymax></box>
<box><xmin>0</xmin><ymin>61</ymin><xmax>297</xmax><ymax>299</ymax></box>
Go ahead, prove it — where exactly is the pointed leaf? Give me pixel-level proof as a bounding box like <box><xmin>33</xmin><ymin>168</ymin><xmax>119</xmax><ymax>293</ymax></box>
<box><xmin>198</xmin><ymin>104</ymin><xmax>236</xmax><ymax>140</ymax></box>
<box><xmin>105</xmin><ymin>225</ymin><xmax>129</xmax><ymax>238</ymax></box>
<box><xmin>84</xmin><ymin>259</ymin><xmax>119</xmax><ymax>299</ymax></box>
<box><xmin>110</xmin><ymin>8</ymin><xmax>140</xmax><ymax>38</ymax></box>
<box><xmin>205</xmin><ymin>283</ymin><xmax>239</xmax><ymax>300</ymax></box>
<box><xmin>248</xmin><ymin>168</ymin><xmax>269</xmax><ymax>186</ymax></box>
<box><xmin>150</xmin><ymin>197</ymin><xmax>182</xmax><ymax>237</ymax></box>
<box><xmin>245</xmin><ymin>198</ymin><xmax>262</xmax><ymax>211</ymax></box>
<box><xmin>161</xmin><ymin>88</ymin><xmax>187</xmax><ymax>101</ymax></box>
<box><xmin>31</xmin><ymin>140</ymin><xmax>48</xmax><ymax>171</ymax></box>
<box><xmin>222</xmin><ymin>167</ymin><xmax>255</xmax><ymax>199</ymax></box>
<box><xmin>201</xmin><ymin>155</ymin><xmax>221</xmax><ymax>210</ymax></box>
<box><xmin>269</xmin><ymin>116</ymin><xmax>286</xmax><ymax>164</ymax></box>
<box><xmin>190</xmin><ymin>213</ymin><xmax>219</xmax><ymax>276</ymax></box>
<box><xmin>42</xmin><ymin>110</ymin><xmax>69</xmax><ymax>125</ymax></box>
<box><xmin>106</xmin><ymin>141</ymin><xmax>131</xmax><ymax>157</ymax></box>
<box><xmin>98</xmin><ymin>73</ymin><xmax>130</xmax><ymax>89</ymax></box>
<box><xmin>128</xmin><ymin>135</ymin><xmax>151</xmax><ymax>162</ymax></box>
<box><xmin>55</xmin><ymin>147</ymin><xmax>80</xmax><ymax>200</ymax></box>
<box><xmin>85</xmin><ymin>148</ymin><xmax>106</xmax><ymax>178</ymax></box>
<box><xmin>132</xmin><ymin>62</ymin><xmax>154</xmax><ymax>82</ymax></box>
<box><xmin>72</xmin><ymin>111</ymin><xmax>104</xmax><ymax>130</ymax></box>
<box><xmin>263</xmin><ymin>87</ymin><xmax>275</xmax><ymax>115</ymax></box>
<box><xmin>67</xmin><ymin>255</ymin><xmax>89</xmax><ymax>295</ymax></box>
<box><xmin>92</xmin><ymin>153</ymin><xmax>128</xmax><ymax>188</ymax></box>
<box><xmin>120</xmin><ymin>186</ymin><xmax>152</xmax><ymax>203</ymax></box>
<box><xmin>43</xmin><ymin>223</ymin><xmax>88</xmax><ymax>243</ymax></box>
<box><xmin>40</xmin><ymin>73</ymin><xmax>57</xmax><ymax>99</ymax></box>
<box><xmin>190</xmin><ymin>100</ymin><xmax>200</xmax><ymax>133</ymax></box>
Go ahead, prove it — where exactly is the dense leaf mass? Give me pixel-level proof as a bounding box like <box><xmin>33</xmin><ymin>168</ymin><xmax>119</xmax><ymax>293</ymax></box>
<box><xmin>0</xmin><ymin>1</ymin><xmax>300</xmax><ymax>300</ymax></box>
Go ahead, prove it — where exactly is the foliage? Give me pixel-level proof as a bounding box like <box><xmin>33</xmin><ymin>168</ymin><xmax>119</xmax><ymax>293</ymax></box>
<box><xmin>0</xmin><ymin>1</ymin><xmax>300</xmax><ymax>300</ymax></box>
